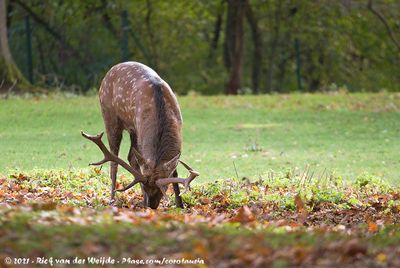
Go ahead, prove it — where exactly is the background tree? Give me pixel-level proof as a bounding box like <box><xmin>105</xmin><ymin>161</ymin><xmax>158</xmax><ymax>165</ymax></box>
<box><xmin>367</xmin><ymin>0</ymin><xmax>400</xmax><ymax>53</ymax></box>
<box><xmin>0</xmin><ymin>0</ymin><xmax>30</xmax><ymax>91</ymax></box>
<box><xmin>245</xmin><ymin>0</ymin><xmax>262</xmax><ymax>94</ymax></box>
<box><xmin>5</xmin><ymin>0</ymin><xmax>400</xmax><ymax>94</ymax></box>
<box><xmin>224</xmin><ymin>0</ymin><xmax>246</xmax><ymax>95</ymax></box>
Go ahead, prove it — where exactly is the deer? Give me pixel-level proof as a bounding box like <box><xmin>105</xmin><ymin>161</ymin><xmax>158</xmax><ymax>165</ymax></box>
<box><xmin>81</xmin><ymin>61</ymin><xmax>199</xmax><ymax>209</ymax></box>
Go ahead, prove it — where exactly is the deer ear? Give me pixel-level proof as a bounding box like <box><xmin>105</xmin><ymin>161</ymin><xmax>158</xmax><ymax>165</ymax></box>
<box><xmin>163</xmin><ymin>153</ymin><xmax>181</xmax><ymax>171</ymax></box>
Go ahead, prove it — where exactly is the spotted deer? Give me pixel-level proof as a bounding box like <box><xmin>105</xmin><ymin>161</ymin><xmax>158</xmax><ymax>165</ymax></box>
<box><xmin>81</xmin><ymin>62</ymin><xmax>199</xmax><ymax>209</ymax></box>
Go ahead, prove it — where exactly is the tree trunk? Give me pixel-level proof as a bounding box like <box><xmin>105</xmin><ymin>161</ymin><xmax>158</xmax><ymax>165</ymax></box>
<box><xmin>224</xmin><ymin>0</ymin><xmax>246</xmax><ymax>95</ymax></box>
<box><xmin>245</xmin><ymin>1</ymin><xmax>261</xmax><ymax>94</ymax></box>
<box><xmin>145</xmin><ymin>0</ymin><xmax>158</xmax><ymax>69</ymax></box>
<box><xmin>266</xmin><ymin>1</ymin><xmax>282</xmax><ymax>93</ymax></box>
<box><xmin>0</xmin><ymin>0</ymin><xmax>30</xmax><ymax>90</ymax></box>
<box><xmin>209</xmin><ymin>0</ymin><xmax>224</xmax><ymax>61</ymax></box>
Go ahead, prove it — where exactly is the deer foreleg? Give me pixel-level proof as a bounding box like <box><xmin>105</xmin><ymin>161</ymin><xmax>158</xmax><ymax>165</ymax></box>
<box><xmin>103</xmin><ymin>115</ymin><xmax>123</xmax><ymax>202</ymax></box>
<box><xmin>172</xmin><ymin>170</ymin><xmax>184</xmax><ymax>208</ymax></box>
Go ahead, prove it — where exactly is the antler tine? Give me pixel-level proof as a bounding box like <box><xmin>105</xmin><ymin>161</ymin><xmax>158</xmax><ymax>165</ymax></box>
<box><xmin>155</xmin><ymin>164</ymin><xmax>200</xmax><ymax>199</ymax></box>
<box><xmin>178</xmin><ymin>159</ymin><xmax>194</xmax><ymax>171</ymax></box>
<box><xmin>81</xmin><ymin>131</ymin><xmax>146</xmax><ymax>184</ymax></box>
<box><xmin>81</xmin><ymin>131</ymin><xmax>104</xmax><ymax>142</ymax></box>
<box><xmin>115</xmin><ymin>179</ymin><xmax>141</xmax><ymax>192</ymax></box>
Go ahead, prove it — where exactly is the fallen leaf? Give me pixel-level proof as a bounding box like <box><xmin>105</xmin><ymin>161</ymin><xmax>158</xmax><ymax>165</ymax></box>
<box><xmin>294</xmin><ymin>194</ymin><xmax>305</xmax><ymax>212</ymax></box>
<box><xmin>295</xmin><ymin>194</ymin><xmax>308</xmax><ymax>224</ymax></box>
<box><xmin>230</xmin><ymin>205</ymin><xmax>255</xmax><ymax>224</ymax></box>
<box><xmin>344</xmin><ymin>239</ymin><xmax>367</xmax><ymax>256</ymax></box>
<box><xmin>376</xmin><ymin>253</ymin><xmax>387</xmax><ymax>263</ymax></box>
<box><xmin>368</xmin><ymin>221</ymin><xmax>378</xmax><ymax>233</ymax></box>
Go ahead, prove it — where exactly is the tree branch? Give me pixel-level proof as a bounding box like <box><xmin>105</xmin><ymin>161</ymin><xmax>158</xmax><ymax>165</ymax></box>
<box><xmin>13</xmin><ymin>0</ymin><xmax>91</xmax><ymax>73</ymax></box>
<box><xmin>99</xmin><ymin>0</ymin><xmax>119</xmax><ymax>39</ymax></box>
<box><xmin>367</xmin><ymin>0</ymin><xmax>400</xmax><ymax>52</ymax></box>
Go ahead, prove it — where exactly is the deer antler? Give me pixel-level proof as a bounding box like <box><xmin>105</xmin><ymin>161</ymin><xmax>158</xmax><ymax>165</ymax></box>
<box><xmin>178</xmin><ymin>159</ymin><xmax>195</xmax><ymax>172</ymax></box>
<box><xmin>81</xmin><ymin>131</ymin><xmax>147</xmax><ymax>190</ymax></box>
<box><xmin>156</xmin><ymin>160</ymin><xmax>200</xmax><ymax>198</ymax></box>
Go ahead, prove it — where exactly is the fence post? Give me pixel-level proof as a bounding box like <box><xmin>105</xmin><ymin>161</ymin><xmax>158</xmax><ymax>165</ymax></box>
<box><xmin>294</xmin><ymin>38</ymin><xmax>303</xmax><ymax>91</ymax></box>
<box><xmin>25</xmin><ymin>15</ymin><xmax>33</xmax><ymax>83</ymax></box>
<box><xmin>121</xmin><ymin>10</ymin><xmax>129</xmax><ymax>62</ymax></box>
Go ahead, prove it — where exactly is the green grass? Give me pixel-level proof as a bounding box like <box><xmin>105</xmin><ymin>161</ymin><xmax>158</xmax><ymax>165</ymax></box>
<box><xmin>1</xmin><ymin>92</ymin><xmax>399</xmax><ymax>184</ymax></box>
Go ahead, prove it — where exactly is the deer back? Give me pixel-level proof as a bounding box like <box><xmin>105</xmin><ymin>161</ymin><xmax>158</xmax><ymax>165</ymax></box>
<box><xmin>99</xmin><ymin>62</ymin><xmax>182</xmax><ymax>170</ymax></box>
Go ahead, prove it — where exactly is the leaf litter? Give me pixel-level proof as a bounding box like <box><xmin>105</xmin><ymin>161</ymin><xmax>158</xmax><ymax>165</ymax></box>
<box><xmin>0</xmin><ymin>170</ymin><xmax>399</xmax><ymax>267</ymax></box>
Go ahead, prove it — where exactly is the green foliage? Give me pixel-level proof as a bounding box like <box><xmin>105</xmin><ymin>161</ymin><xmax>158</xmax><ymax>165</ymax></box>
<box><xmin>6</xmin><ymin>0</ymin><xmax>400</xmax><ymax>93</ymax></box>
<box><xmin>26</xmin><ymin>164</ymin><xmax>384</xmax><ymax>212</ymax></box>
<box><xmin>355</xmin><ymin>173</ymin><xmax>392</xmax><ymax>191</ymax></box>
<box><xmin>2</xmin><ymin>167</ymin><xmax>399</xmax><ymax>212</ymax></box>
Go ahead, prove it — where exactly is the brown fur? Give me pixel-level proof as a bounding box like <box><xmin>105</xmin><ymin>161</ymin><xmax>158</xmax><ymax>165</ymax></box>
<box><xmin>99</xmin><ymin>62</ymin><xmax>183</xmax><ymax>208</ymax></box>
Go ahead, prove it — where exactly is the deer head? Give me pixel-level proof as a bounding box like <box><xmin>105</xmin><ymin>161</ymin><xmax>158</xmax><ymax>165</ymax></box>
<box><xmin>131</xmin><ymin>149</ymin><xmax>182</xmax><ymax>208</ymax></box>
<box><xmin>81</xmin><ymin>131</ymin><xmax>199</xmax><ymax>208</ymax></box>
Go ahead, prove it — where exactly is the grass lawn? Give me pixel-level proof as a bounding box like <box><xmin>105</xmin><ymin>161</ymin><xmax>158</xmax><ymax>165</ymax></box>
<box><xmin>0</xmin><ymin>92</ymin><xmax>399</xmax><ymax>184</ymax></box>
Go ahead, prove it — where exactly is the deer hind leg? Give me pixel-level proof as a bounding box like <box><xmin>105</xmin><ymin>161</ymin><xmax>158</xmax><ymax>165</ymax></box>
<box><xmin>127</xmin><ymin>132</ymin><xmax>149</xmax><ymax>207</ymax></box>
<box><xmin>102</xmin><ymin>111</ymin><xmax>123</xmax><ymax>202</ymax></box>
<box><xmin>172</xmin><ymin>170</ymin><xmax>184</xmax><ymax>208</ymax></box>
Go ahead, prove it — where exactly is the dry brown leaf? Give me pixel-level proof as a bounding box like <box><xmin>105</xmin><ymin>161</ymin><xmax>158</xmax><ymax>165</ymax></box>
<box><xmin>295</xmin><ymin>194</ymin><xmax>308</xmax><ymax>224</ymax></box>
<box><xmin>368</xmin><ymin>221</ymin><xmax>378</xmax><ymax>233</ymax></box>
<box><xmin>295</xmin><ymin>194</ymin><xmax>305</xmax><ymax>212</ymax></box>
<box><xmin>344</xmin><ymin>239</ymin><xmax>367</xmax><ymax>256</ymax></box>
<box><xmin>230</xmin><ymin>205</ymin><xmax>255</xmax><ymax>224</ymax></box>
